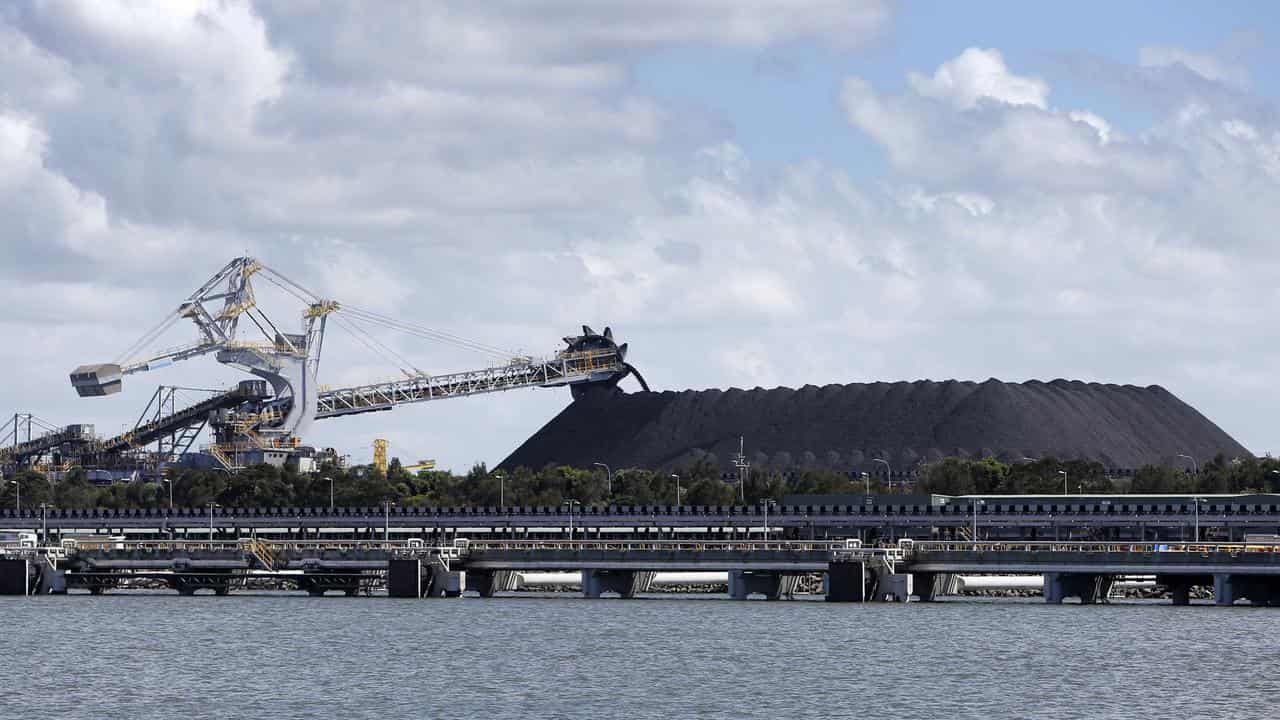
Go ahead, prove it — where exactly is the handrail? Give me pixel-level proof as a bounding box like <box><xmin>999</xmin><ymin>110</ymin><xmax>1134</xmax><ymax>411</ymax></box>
<box><xmin>75</xmin><ymin>538</ymin><xmax>850</xmax><ymax>554</ymax></box>
<box><xmin>910</xmin><ymin>541</ymin><xmax>1280</xmax><ymax>554</ymax></box>
<box><xmin>54</xmin><ymin>538</ymin><xmax>1280</xmax><ymax>557</ymax></box>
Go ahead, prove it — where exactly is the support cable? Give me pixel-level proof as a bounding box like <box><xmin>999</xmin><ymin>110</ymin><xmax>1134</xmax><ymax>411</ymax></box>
<box><xmin>115</xmin><ymin>309</ymin><xmax>183</xmax><ymax>366</ymax></box>
<box><xmin>339</xmin><ymin>306</ymin><xmax>516</xmax><ymax>360</ymax></box>
<box><xmin>330</xmin><ymin>315</ymin><xmax>426</xmax><ymax>378</ymax></box>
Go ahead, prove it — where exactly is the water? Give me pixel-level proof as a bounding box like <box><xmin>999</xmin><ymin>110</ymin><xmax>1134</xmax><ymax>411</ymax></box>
<box><xmin>1</xmin><ymin>593</ymin><xmax>1275</xmax><ymax>719</ymax></box>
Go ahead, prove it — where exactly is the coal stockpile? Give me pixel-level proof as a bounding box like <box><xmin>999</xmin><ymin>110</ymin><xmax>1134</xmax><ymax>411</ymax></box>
<box><xmin>500</xmin><ymin>379</ymin><xmax>1250</xmax><ymax>472</ymax></box>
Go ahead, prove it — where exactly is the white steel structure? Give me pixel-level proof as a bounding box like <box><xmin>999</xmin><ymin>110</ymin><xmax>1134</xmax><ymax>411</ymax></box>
<box><xmin>66</xmin><ymin>257</ymin><xmax>643</xmax><ymax>470</ymax></box>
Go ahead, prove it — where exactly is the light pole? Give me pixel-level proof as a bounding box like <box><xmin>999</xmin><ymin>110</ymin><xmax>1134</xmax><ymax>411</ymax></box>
<box><xmin>328</xmin><ymin>477</ymin><xmax>335</xmax><ymax>511</ymax></box>
<box><xmin>384</xmin><ymin>500</ymin><xmax>395</xmax><ymax>544</ymax></box>
<box><xmin>40</xmin><ymin>502</ymin><xmax>49</xmax><ymax>545</ymax></box>
<box><xmin>593</xmin><ymin>463</ymin><xmax>612</xmax><ymax>496</ymax></box>
<box><xmin>671</xmin><ymin>473</ymin><xmax>682</xmax><ymax>506</ymax></box>
<box><xmin>207</xmin><ymin>502</ymin><xmax>219</xmax><ymax>543</ymax></box>
<box><xmin>761</xmin><ymin>498</ymin><xmax>776</xmax><ymax>539</ymax></box>
<box><xmin>1177</xmin><ymin>454</ymin><xmax>1199</xmax><ymax>476</ymax></box>
<box><xmin>9</xmin><ymin>479</ymin><xmax>19</xmax><ymax>514</ymax></box>
<box><xmin>873</xmin><ymin>458</ymin><xmax>891</xmax><ymax>493</ymax></box>
<box><xmin>161</xmin><ymin>477</ymin><xmax>174</xmax><ymax>540</ymax></box>
<box><xmin>1192</xmin><ymin>497</ymin><xmax>1206</xmax><ymax>542</ymax></box>
<box><xmin>563</xmin><ymin>498</ymin><xmax>580</xmax><ymax>541</ymax></box>
<box><xmin>1058</xmin><ymin>470</ymin><xmax>1067</xmax><ymax>495</ymax></box>
<box><xmin>494</xmin><ymin>471</ymin><xmax>505</xmax><ymax>509</ymax></box>
<box><xmin>861</xmin><ymin>472</ymin><xmax>870</xmax><ymax>494</ymax></box>
<box><xmin>972</xmin><ymin>498</ymin><xmax>985</xmax><ymax>542</ymax></box>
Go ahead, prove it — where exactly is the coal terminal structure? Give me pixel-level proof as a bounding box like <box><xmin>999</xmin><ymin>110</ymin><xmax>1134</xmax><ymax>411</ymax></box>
<box><xmin>501</xmin><ymin>379</ymin><xmax>1250</xmax><ymax>473</ymax></box>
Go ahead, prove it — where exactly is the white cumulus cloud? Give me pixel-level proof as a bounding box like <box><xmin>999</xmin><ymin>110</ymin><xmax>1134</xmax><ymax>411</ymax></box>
<box><xmin>907</xmin><ymin>48</ymin><xmax>1049</xmax><ymax>109</ymax></box>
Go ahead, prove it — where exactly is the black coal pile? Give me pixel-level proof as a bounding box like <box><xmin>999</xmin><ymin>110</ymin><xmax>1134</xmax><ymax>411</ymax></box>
<box><xmin>500</xmin><ymin>379</ymin><xmax>1249</xmax><ymax>472</ymax></box>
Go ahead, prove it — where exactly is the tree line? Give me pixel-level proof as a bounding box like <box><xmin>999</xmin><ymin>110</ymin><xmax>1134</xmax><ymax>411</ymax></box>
<box><xmin>0</xmin><ymin>452</ymin><xmax>1275</xmax><ymax>512</ymax></box>
<box><xmin>918</xmin><ymin>454</ymin><xmax>1280</xmax><ymax>496</ymax></box>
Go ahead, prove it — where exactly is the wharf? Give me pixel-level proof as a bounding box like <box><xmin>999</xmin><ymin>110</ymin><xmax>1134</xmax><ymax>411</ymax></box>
<box><xmin>4</xmin><ymin>539</ymin><xmax>1280</xmax><ymax>605</ymax></box>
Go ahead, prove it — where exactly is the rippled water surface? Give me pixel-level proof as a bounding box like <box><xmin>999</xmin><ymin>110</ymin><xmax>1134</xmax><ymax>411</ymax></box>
<box><xmin>1</xmin><ymin>593</ymin><xmax>1275</xmax><ymax>719</ymax></box>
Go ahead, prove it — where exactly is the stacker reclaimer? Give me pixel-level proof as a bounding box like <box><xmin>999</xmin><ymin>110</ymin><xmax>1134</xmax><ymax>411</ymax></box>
<box><xmin>6</xmin><ymin>257</ymin><xmax>646</xmax><ymax>474</ymax></box>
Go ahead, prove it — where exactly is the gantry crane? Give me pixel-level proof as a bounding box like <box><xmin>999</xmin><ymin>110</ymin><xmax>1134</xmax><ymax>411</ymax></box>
<box><xmin>60</xmin><ymin>256</ymin><xmax>647</xmax><ymax>470</ymax></box>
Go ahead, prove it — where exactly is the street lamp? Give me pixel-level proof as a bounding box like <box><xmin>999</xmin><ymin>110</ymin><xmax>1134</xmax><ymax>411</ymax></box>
<box><xmin>161</xmin><ymin>477</ymin><xmax>175</xmax><ymax>540</ymax></box>
<box><xmin>1177</xmin><ymin>454</ymin><xmax>1199</xmax><ymax>476</ymax></box>
<box><xmin>384</xmin><ymin>500</ymin><xmax>396</xmax><ymax>544</ymax></box>
<box><xmin>562</xmin><ymin>498</ymin><xmax>581</xmax><ymax>541</ymax></box>
<box><xmin>9</xmin><ymin>479</ymin><xmax>19</xmax><ymax>514</ymax></box>
<box><xmin>1057</xmin><ymin>470</ymin><xmax>1067</xmax><ymax>495</ymax></box>
<box><xmin>1192</xmin><ymin>497</ymin><xmax>1206</xmax><ymax>542</ymax></box>
<box><xmin>494</xmin><ymin>471</ymin><xmax>505</xmax><ymax>509</ymax></box>
<box><xmin>873</xmin><ymin>458</ymin><xmax>892</xmax><ymax>493</ymax></box>
<box><xmin>207</xmin><ymin>502</ymin><xmax>220</xmax><ymax>543</ymax></box>
<box><xmin>671</xmin><ymin>473</ymin><xmax>682</xmax><ymax>506</ymax></box>
<box><xmin>760</xmin><ymin>498</ymin><xmax>776</xmax><ymax>539</ymax></box>
<box><xmin>328</xmin><ymin>477</ymin><xmax>335</xmax><ymax>511</ymax></box>
<box><xmin>860</xmin><ymin>472</ymin><xmax>870</xmax><ymax>494</ymax></box>
<box><xmin>972</xmin><ymin>498</ymin><xmax>985</xmax><ymax>543</ymax></box>
<box><xmin>39</xmin><ymin>502</ymin><xmax>49</xmax><ymax>545</ymax></box>
<box><xmin>593</xmin><ymin>463</ymin><xmax>612</xmax><ymax>496</ymax></box>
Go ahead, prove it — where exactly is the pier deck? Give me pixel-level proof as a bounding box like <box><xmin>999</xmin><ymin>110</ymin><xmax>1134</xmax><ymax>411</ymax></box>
<box><xmin>5</xmin><ymin>539</ymin><xmax>1280</xmax><ymax>605</ymax></box>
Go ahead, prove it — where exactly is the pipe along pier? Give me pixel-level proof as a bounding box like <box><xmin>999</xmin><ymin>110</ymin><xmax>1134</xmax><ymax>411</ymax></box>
<box><xmin>6</xmin><ymin>539</ymin><xmax>1280</xmax><ymax>605</ymax></box>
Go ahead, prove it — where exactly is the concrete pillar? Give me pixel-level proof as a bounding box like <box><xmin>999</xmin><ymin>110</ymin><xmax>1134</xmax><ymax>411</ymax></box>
<box><xmin>0</xmin><ymin>558</ymin><xmax>31</xmax><ymax>595</ymax></box>
<box><xmin>1214</xmin><ymin>574</ymin><xmax>1238</xmax><ymax>606</ymax></box>
<box><xmin>1045</xmin><ymin>573</ymin><xmax>1111</xmax><ymax>604</ymax></box>
<box><xmin>1214</xmin><ymin>575</ymin><xmax>1279</xmax><ymax>606</ymax></box>
<box><xmin>466</xmin><ymin>571</ymin><xmax>499</xmax><ymax>598</ymax></box>
<box><xmin>35</xmin><ymin>557</ymin><xmax>66</xmax><ymax>595</ymax></box>
<box><xmin>871</xmin><ymin>570</ymin><xmax>912</xmax><ymax>603</ymax></box>
<box><xmin>913</xmin><ymin>572</ymin><xmax>941</xmax><ymax>602</ymax></box>
<box><xmin>1157</xmin><ymin>575</ymin><xmax>1194</xmax><ymax>606</ymax></box>
<box><xmin>427</xmin><ymin>565</ymin><xmax>464</xmax><ymax>598</ymax></box>
<box><xmin>728</xmin><ymin>570</ymin><xmax>784</xmax><ymax>600</ymax></box>
<box><xmin>581</xmin><ymin>570</ymin><xmax>639</xmax><ymax>599</ymax></box>
<box><xmin>387</xmin><ymin>558</ymin><xmax>424</xmax><ymax>598</ymax></box>
<box><xmin>825</xmin><ymin>562</ymin><xmax>866</xmax><ymax>603</ymax></box>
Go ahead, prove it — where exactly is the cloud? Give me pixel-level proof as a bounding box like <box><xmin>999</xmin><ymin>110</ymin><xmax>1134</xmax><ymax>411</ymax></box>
<box><xmin>2</xmin><ymin>4</ymin><xmax>1279</xmax><ymax>472</ymax></box>
<box><xmin>908</xmin><ymin>48</ymin><xmax>1049</xmax><ymax>109</ymax></box>
<box><xmin>842</xmin><ymin>66</ymin><xmax>1177</xmax><ymax>193</ymax></box>
<box><xmin>1139</xmin><ymin>44</ymin><xmax>1248</xmax><ymax>89</ymax></box>
<box><xmin>0</xmin><ymin>0</ymin><xmax>894</xmax><ymax>470</ymax></box>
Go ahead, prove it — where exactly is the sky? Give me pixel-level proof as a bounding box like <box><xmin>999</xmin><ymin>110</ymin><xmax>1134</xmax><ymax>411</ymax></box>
<box><xmin>2</xmin><ymin>1</ymin><xmax>1279</xmax><ymax>471</ymax></box>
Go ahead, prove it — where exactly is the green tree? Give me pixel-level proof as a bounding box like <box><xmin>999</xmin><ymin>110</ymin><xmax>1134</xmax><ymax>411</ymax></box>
<box><xmin>1131</xmin><ymin>465</ymin><xmax>1194</xmax><ymax>493</ymax></box>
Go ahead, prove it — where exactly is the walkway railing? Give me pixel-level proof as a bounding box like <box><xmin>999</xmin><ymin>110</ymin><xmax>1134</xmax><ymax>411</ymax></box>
<box><xmin>57</xmin><ymin>538</ymin><xmax>1280</xmax><ymax>559</ymax></box>
<box><xmin>909</xmin><ymin>541</ymin><xmax>1280</xmax><ymax>554</ymax></box>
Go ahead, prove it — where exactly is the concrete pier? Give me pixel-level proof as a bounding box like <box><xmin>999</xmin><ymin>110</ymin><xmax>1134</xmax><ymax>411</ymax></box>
<box><xmin>387</xmin><ymin>558</ymin><xmax>463</xmax><ymax>598</ymax></box>
<box><xmin>1043</xmin><ymin>573</ymin><xmax>1114</xmax><ymax>604</ymax></box>
<box><xmin>0</xmin><ymin>557</ymin><xmax>32</xmax><ymax>595</ymax></box>
<box><xmin>727</xmin><ymin>570</ymin><xmax>797</xmax><ymax>600</ymax></box>
<box><xmin>582</xmin><ymin>569</ymin><xmax>653</xmax><ymax>598</ymax></box>
<box><xmin>1213</xmin><ymin>574</ymin><xmax>1280</xmax><ymax>606</ymax></box>
<box><xmin>912</xmin><ymin>572</ymin><xmax>959</xmax><ymax>602</ymax></box>
<box><xmin>824</xmin><ymin>562</ymin><xmax>866</xmax><ymax>602</ymax></box>
<box><xmin>8</xmin><ymin>538</ymin><xmax>1280</xmax><ymax>607</ymax></box>
<box><xmin>387</xmin><ymin>558</ymin><xmax>425</xmax><ymax>598</ymax></box>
